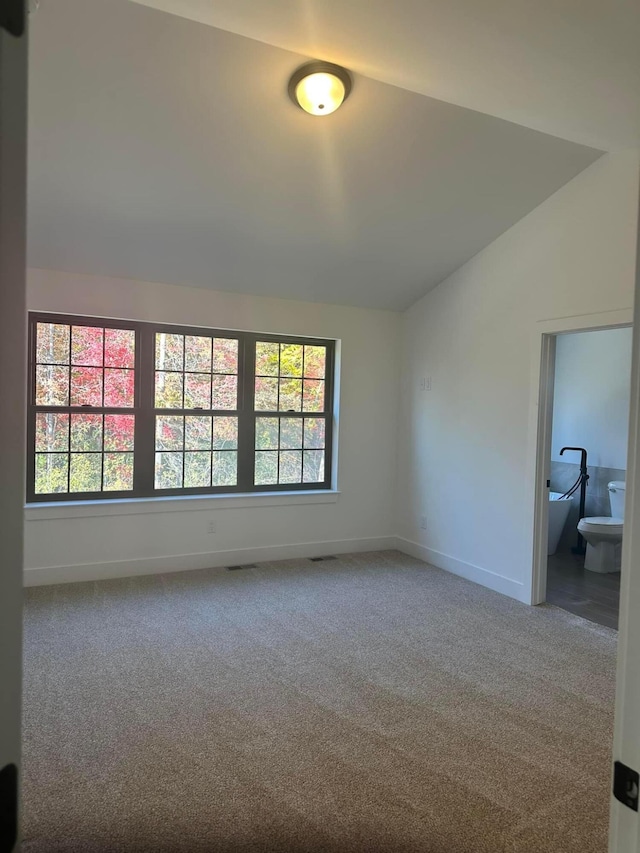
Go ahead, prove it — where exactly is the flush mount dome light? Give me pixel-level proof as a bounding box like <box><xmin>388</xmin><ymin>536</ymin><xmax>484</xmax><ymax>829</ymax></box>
<box><xmin>288</xmin><ymin>61</ymin><xmax>352</xmax><ymax>116</ymax></box>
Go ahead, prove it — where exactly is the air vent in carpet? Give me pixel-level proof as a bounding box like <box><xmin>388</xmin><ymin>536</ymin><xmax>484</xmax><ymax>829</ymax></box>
<box><xmin>309</xmin><ymin>556</ymin><xmax>337</xmax><ymax>562</ymax></box>
<box><xmin>226</xmin><ymin>564</ymin><xmax>257</xmax><ymax>571</ymax></box>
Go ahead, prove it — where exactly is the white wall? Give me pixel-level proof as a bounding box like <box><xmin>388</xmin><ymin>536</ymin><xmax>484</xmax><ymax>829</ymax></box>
<box><xmin>24</xmin><ymin>151</ymin><xmax>640</xmax><ymax>596</ymax></box>
<box><xmin>25</xmin><ymin>269</ymin><xmax>400</xmax><ymax>584</ymax></box>
<box><xmin>551</xmin><ymin>327</ymin><xmax>633</xmax><ymax>469</ymax></box>
<box><xmin>396</xmin><ymin>150</ymin><xmax>640</xmax><ymax>602</ymax></box>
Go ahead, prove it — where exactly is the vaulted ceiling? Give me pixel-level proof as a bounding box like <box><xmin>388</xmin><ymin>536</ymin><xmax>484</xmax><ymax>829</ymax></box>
<box><xmin>28</xmin><ymin>0</ymin><xmax>625</xmax><ymax>310</ymax></box>
<box><xmin>133</xmin><ymin>0</ymin><xmax>640</xmax><ymax>150</ymax></box>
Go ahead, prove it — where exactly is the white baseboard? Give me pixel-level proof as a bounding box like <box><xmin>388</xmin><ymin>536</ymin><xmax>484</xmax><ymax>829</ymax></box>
<box><xmin>24</xmin><ymin>534</ymin><xmax>529</xmax><ymax>603</ymax></box>
<box><xmin>395</xmin><ymin>537</ymin><xmax>529</xmax><ymax>603</ymax></box>
<box><xmin>23</xmin><ymin>536</ymin><xmax>397</xmax><ymax>587</ymax></box>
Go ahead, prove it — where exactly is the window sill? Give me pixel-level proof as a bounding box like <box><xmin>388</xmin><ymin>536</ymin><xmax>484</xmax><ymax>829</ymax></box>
<box><xmin>24</xmin><ymin>490</ymin><xmax>341</xmax><ymax>521</ymax></box>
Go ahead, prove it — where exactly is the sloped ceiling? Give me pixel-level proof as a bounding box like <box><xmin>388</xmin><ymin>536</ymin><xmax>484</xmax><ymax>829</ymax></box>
<box><xmin>28</xmin><ymin>0</ymin><xmax>604</xmax><ymax>310</ymax></box>
<box><xmin>132</xmin><ymin>0</ymin><xmax>640</xmax><ymax>150</ymax></box>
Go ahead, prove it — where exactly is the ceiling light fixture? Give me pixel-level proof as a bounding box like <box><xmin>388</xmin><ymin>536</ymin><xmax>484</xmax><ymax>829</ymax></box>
<box><xmin>288</xmin><ymin>61</ymin><xmax>352</xmax><ymax>116</ymax></box>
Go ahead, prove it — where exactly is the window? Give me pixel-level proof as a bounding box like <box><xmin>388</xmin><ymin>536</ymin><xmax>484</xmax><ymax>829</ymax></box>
<box><xmin>28</xmin><ymin>314</ymin><xmax>335</xmax><ymax>502</ymax></box>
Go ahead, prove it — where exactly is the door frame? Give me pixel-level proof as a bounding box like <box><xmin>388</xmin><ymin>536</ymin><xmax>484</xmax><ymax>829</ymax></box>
<box><xmin>0</xmin><ymin>3</ymin><xmax>28</xmax><ymax>850</ymax></box>
<box><xmin>527</xmin><ymin>308</ymin><xmax>633</xmax><ymax>607</ymax></box>
<box><xmin>609</xmin><ymin>188</ymin><xmax>640</xmax><ymax>853</ymax></box>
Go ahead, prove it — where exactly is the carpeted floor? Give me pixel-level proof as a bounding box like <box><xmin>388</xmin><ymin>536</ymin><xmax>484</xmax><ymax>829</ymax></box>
<box><xmin>22</xmin><ymin>550</ymin><xmax>616</xmax><ymax>853</ymax></box>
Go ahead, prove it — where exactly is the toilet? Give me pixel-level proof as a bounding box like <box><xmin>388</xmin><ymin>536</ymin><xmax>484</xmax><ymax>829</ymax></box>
<box><xmin>577</xmin><ymin>481</ymin><xmax>625</xmax><ymax>573</ymax></box>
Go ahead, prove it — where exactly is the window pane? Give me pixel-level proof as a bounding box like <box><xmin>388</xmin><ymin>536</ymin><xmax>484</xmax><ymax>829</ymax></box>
<box><xmin>213</xmin><ymin>338</ymin><xmax>238</xmax><ymax>374</ymax></box>
<box><xmin>155</xmin><ymin>452</ymin><xmax>183</xmax><ymax>489</ymax></box>
<box><xmin>35</xmin><ymin>453</ymin><xmax>68</xmax><ymax>494</ymax></box>
<box><xmin>303</xmin><ymin>450</ymin><xmax>325</xmax><ymax>483</ymax></box>
<box><xmin>212</xmin><ymin>417</ymin><xmax>238</xmax><ymax>450</ymax></box>
<box><xmin>280</xmin><ymin>418</ymin><xmax>302</xmax><ymax>449</ymax></box>
<box><xmin>212</xmin><ymin>375</ymin><xmax>237</xmax><ymax>409</ymax></box>
<box><xmin>279</xmin><ymin>451</ymin><xmax>302</xmax><ymax>484</ymax></box>
<box><xmin>185</xmin><ymin>335</ymin><xmax>212</xmax><ymax>372</ymax></box>
<box><xmin>70</xmin><ymin>367</ymin><xmax>103</xmax><ymax>407</ymax></box>
<box><xmin>155</xmin><ymin>416</ymin><xmax>184</xmax><ymax>451</ymax></box>
<box><xmin>279</xmin><ymin>379</ymin><xmax>302</xmax><ymax>412</ymax></box>
<box><xmin>35</xmin><ymin>413</ymin><xmax>69</xmax><ymax>452</ymax></box>
<box><xmin>184</xmin><ymin>416</ymin><xmax>212</xmax><ymax>450</ymax></box>
<box><xmin>184</xmin><ymin>374</ymin><xmax>211</xmax><ymax>409</ymax></box>
<box><xmin>255</xmin><ymin>341</ymin><xmax>279</xmax><ymax>376</ymax></box>
<box><xmin>103</xmin><ymin>453</ymin><xmax>134</xmax><ymax>491</ymax></box>
<box><xmin>70</xmin><ymin>414</ymin><xmax>103</xmax><ymax>452</ymax></box>
<box><xmin>185</xmin><ymin>452</ymin><xmax>211</xmax><ymax>488</ymax></box>
<box><xmin>255</xmin><ymin>417</ymin><xmax>278</xmax><ymax>450</ymax></box>
<box><xmin>71</xmin><ymin>326</ymin><xmax>104</xmax><ymax>366</ymax></box>
<box><xmin>104</xmin><ymin>369</ymin><xmax>134</xmax><ymax>407</ymax></box>
<box><xmin>255</xmin><ymin>451</ymin><xmax>277</xmax><ymax>485</ymax></box>
<box><xmin>304</xmin><ymin>418</ymin><xmax>325</xmax><ymax>449</ymax></box>
<box><xmin>255</xmin><ymin>377</ymin><xmax>278</xmax><ymax>411</ymax></box>
<box><xmin>280</xmin><ymin>344</ymin><xmax>303</xmax><ymax>377</ymax></box>
<box><xmin>155</xmin><ymin>333</ymin><xmax>183</xmax><ymax>371</ymax></box>
<box><xmin>36</xmin><ymin>365</ymin><xmax>69</xmax><ymax>406</ymax></box>
<box><xmin>104</xmin><ymin>328</ymin><xmax>135</xmax><ymax>368</ymax></box>
<box><xmin>303</xmin><ymin>379</ymin><xmax>325</xmax><ymax>413</ymax></box>
<box><xmin>31</xmin><ymin>320</ymin><xmax>332</xmax><ymax>501</ymax></box>
<box><xmin>70</xmin><ymin>453</ymin><xmax>102</xmax><ymax>493</ymax></box>
<box><xmin>104</xmin><ymin>414</ymin><xmax>135</xmax><ymax>451</ymax></box>
<box><xmin>155</xmin><ymin>371</ymin><xmax>184</xmax><ymax>408</ymax></box>
<box><xmin>303</xmin><ymin>346</ymin><xmax>326</xmax><ymax>379</ymax></box>
<box><xmin>212</xmin><ymin>451</ymin><xmax>237</xmax><ymax>486</ymax></box>
<box><xmin>36</xmin><ymin>323</ymin><xmax>69</xmax><ymax>365</ymax></box>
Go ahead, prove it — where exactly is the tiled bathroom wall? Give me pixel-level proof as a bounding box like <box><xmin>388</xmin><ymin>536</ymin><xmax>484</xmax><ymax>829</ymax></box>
<box><xmin>550</xmin><ymin>460</ymin><xmax>626</xmax><ymax>552</ymax></box>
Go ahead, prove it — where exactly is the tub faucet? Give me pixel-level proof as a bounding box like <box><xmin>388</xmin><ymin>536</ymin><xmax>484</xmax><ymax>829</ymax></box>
<box><xmin>560</xmin><ymin>446</ymin><xmax>588</xmax><ymax>475</ymax></box>
<box><xmin>559</xmin><ymin>447</ymin><xmax>589</xmax><ymax>554</ymax></box>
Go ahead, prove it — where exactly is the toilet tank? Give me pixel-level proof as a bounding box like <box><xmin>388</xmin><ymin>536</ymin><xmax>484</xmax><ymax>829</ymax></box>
<box><xmin>608</xmin><ymin>481</ymin><xmax>626</xmax><ymax>518</ymax></box>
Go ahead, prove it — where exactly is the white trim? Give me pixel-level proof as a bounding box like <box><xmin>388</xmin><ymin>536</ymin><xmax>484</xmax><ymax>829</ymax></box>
<box><xmin>609</xmin><ymin>188</ymin><xmax>640</xmax><ymax>853</ymax></box>
<box><xmin>396</xmin><ymin>537</ymin><xmax>528</xmax><ymax>603</ymax></box>
<box><xmin>0</xmin><ymin>12</ymin><xmax>27</xmax><ymax>819</ymax></box>
<box><xmin>529</xmin><ymin>333</ymin><xmax>556</xmax><ymax>605</ymax></box>
<box><xmin>25</xmin><ymin>489</ymin><xmax>340</xmax><ymax>521</ymax></box>
<box><xmin>23</xmin><ymin>536</ymin><xmax>396</xmax><ymax>586</ymax></box>
<box><xmin>527</xmin><ymin>308</ymin><xmax>634</xmax><ymax>609</ymax></box>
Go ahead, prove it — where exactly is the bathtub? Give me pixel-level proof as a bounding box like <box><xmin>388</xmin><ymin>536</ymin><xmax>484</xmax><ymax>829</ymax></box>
<box><xmin>548</xmin><ymin>491</ymin><xmax>574</xmax><ymax>555</ymax></box>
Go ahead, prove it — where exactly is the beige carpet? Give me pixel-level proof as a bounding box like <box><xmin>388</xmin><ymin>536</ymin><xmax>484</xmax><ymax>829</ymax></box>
<box><xmin>22</xmin><ymin>550</ymin><xmax>616</xmax><ymax>852</ymax></box>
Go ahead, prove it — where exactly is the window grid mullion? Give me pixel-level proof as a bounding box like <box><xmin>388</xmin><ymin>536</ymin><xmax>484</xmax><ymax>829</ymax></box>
<box><xmin>100</xmin><ymin>331</ymin><xmax>106</xmax><ymax>488</ymax></box>
<box><xmin>210</xmin><ymin>333</ymin><xmax>215</xmax><ymax>486</ymax></box>
<box><xmin>136</xmin><ymin>324</ymin><xmax>155</xmax><ymax>496</ymax></box>
<box><xmin>237</xmin><ymin>334</ymin><xmax>255</xmax><ymax>492</ymax></box>
<box><xmin>277</xmin><ymin>417</ymin><xmax>281</xmax><ymax>485</ymax></box>
<box><xmin>67</xmin><ymin>323</ymin><xmax>72</xmax><ymax>492</ymax></box>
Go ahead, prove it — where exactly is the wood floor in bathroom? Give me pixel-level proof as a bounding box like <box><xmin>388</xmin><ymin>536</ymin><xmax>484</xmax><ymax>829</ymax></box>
<box><xmin>546</xmin><ymin>549</ymin><xmax>620</xmax><ymax>630</ymax></box>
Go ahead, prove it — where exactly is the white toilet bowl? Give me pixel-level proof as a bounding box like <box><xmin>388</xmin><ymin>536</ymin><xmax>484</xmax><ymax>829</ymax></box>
<box><xmin>577</xmin><ymin>516</ymin><xmax>623</xmax><ymax>572</ymax></box>
<box><xmin>577</xmin><ymin>480</ymin><xmax>625</xmax><ymax>573</ymax></box>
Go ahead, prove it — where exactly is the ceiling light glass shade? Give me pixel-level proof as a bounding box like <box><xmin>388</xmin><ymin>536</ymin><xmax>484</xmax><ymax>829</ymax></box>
<box><xmin>295</xmin><ymin>72</ymin><xmax>345</xmax><ymax>116</ymax></box>
<box><xmin>288</xmin><ymin>62</ymin><xmax>352</xmax><ymax>116</ymax></box>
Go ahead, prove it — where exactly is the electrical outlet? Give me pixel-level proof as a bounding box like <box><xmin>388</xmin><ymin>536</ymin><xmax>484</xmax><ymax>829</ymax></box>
<box><xmin>207</xmin><ymin>520</ymin><xmax>216</xmax><ymax>535</ymax></box>
<box><xmin>419</xmin><ymin>515</ymin><xmax>428</xmax><ymax>530</ymax></box>
<box><xmin>419</xmin><ymin>377</ymin><xmax>432</xmax><ymax>391</ymax></box>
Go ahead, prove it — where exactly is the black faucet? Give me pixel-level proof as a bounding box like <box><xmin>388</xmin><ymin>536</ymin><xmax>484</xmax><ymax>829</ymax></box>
<box><xmin>559</xmin><ymin>447</ymin><xmax>589</xmax><ymax>554</ymax></box>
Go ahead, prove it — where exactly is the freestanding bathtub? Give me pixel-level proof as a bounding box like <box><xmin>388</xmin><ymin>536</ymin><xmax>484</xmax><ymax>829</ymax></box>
<box><xmin>548</xmin><ymin>491</ymin><xmax>574</xmax><ymax>555</ymax></box>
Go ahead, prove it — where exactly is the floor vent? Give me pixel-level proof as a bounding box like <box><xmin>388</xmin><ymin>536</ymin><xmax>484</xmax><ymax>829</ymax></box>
<box><xmin>226</xmin><ymin>564</ymin><xmax>257</xmax><ymax>571</ymax></box>
<box><xmin>309</xmin><ymin>555</ymin><xmax>337</xmax><ymax>562</ymax></box>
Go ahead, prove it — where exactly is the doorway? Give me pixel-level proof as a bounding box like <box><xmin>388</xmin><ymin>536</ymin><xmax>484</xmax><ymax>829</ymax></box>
<box><xmin>531</xmin><ymin>317</ymin><xmax>634</xmax><ymax>629</ymax></box>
